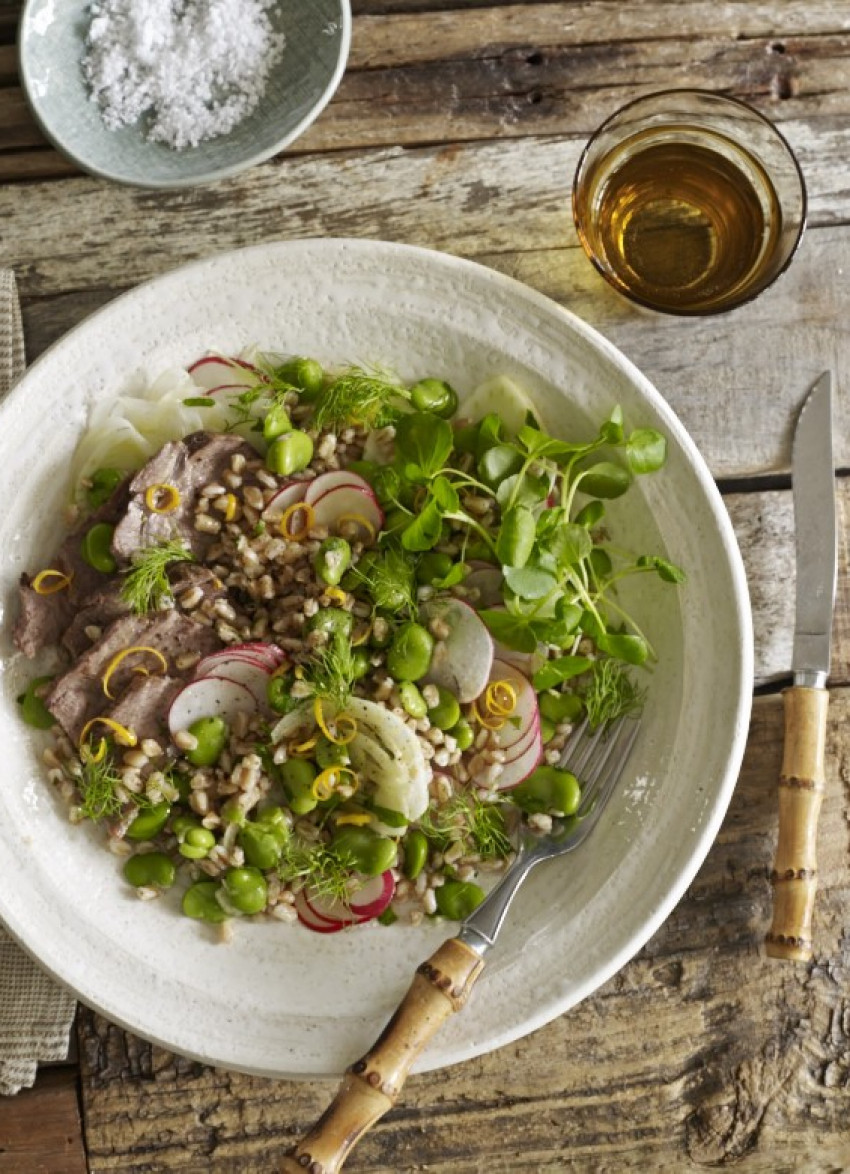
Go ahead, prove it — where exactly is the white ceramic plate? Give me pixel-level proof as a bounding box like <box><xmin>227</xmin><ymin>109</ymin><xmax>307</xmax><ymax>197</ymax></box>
<box><xmin>0</xmin><ymin>240</ymin><xmax>753</xmax><ymax>1078</ymax></box>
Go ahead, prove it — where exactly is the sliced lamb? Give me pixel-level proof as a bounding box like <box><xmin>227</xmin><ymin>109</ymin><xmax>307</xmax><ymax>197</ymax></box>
<box><xmin>105</xmin><ymin>673</ymin><xmax>183</xmax><ymax>748</ymax></box>
<box><xmin>14</xmin><ymin>477</ymin><xmax>133</xmax><ymax>658</ymax></box>
<box><xmin>111</xmin><ymin>432</ymin><xmax>258</xmax><ymax>563</ymax></box>
<box><xmin>45</xmin><ymin>609</ymin><xmax>222</xmax><ymax>744</ymax></box>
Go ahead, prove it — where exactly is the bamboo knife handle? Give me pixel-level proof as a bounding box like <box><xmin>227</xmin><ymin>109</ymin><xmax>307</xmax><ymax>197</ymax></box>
<box><xmin>280</xmin><ymin>937</ymin><xmax>485</xmax><ymax>1173</ymax></box>
<box><xmin>765</xmin><ymin>686</ymin><xmax>829</xmax><ymax>962</ymax></box>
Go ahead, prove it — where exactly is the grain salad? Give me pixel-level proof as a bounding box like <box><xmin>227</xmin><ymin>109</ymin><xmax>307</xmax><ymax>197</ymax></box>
<box><xmin>14</xmin><ymin>351</ymin><xmax>683</xmax><ymax>935</ymax></box>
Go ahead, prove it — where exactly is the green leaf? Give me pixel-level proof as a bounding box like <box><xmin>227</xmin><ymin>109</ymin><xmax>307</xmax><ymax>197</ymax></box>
<box><xmin>432</xmin><ymin>475</ymin><xmax>460</xmax><ymax>512</ymax></box>
<box><xmin>395</xmin><ymin>412</ymin><xmax>454</xmax><ymax>479</ymax></box>
<box><xmin>573</xmin><ymin>500</ymin><xmax>605</xmax><ymax>527</ymax></box>
<box><xmin>475</xmin><ymin>413</ymin><xmax>504</xmax><ymax>459</ymax></box>
<box><xmin>543</xmin><ymin>522</ymin><xmax>593</xmax><ymax>570</ymax></box>
<box><xmin>478</xmin><ymin>443</ymin><xmax>523</xmax><ymax>487</ymax></box>
<box><xmin>503</xmin><ymin>565</ymin><xmax>558</xmax><ymax>600</ymax></box>
<box><xmin>431</xmin><ymin>563</ymin><xmax>466</xmax><ymax>589</ymax></box>
<box><xmin>530</xmin><ymin>614</ymin><xmax>581</xmax><ymax>648</ymax></box>
<box><xmin>626</xmin><ymin>428</ymin><xmax>667</xmax><ymax>474</ymax></box>
<box><xmin>597</xmin><ymin>632</ymin><xmax>650</xmax><ymax>665</ymax></box>
<box><xmin>479</xmin><ymin>609</ymin><xmax>537</xmax><ymax>653</ymax></box>
<box><xmin>637</xmin><ymin>554</ymin><xmax>687</xmax><ymax>583</ymax></box>
<box><xmin>577</xmin><ymin>461</ymin><xmax>632</xmax><ymax>499</ymax></box>
<box><xmin>496</xmin><ymin>472</ymin><xmax>550</xmax><ymax>510</ymax></box>
<box><xmin>400</xmin><ymin>499</ymin><xmax>444</xmax><ymax>551</ymax></box>
<box><xmin>516</xmin><ymin>425</ymin><xmax>581</xmax><ymax>462</ymax></box>
<box><xmin>496</xmin><ymin>504</ymin><xmax>536</xmax><ymax>568</ymax></box>
<box><xmin>533</xmin><ymin>655</ymin><xmax>594</xmax><ymax>691</ymax></box>
<box><xmin>588</xmin><ymin>548</ymin><xmax>613</xmax><ymax>582</ymax></box>
<box><xmin>599</xmin><ymin>406</ymin><xmax>625</xmax><ymax>445</ymax></box>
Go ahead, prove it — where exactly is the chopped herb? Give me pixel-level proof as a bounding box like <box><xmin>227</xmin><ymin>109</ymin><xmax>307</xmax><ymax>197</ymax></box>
<box><xmin>582</xmin><ymin>658</ymin><xmax>645</xmax><ymax>729</ymax></box>
<box><xmin>75</xmin><ymin>750</ymin><xmax>124</xmax><ymax>821</ymax></box>
<box><xmin>302</xmin><ymin>631</ymin><xmax>360</xmax><ymax>711</ymax></box>
<box><xmin>277</xmin><ymin>837</ymin><xmax>357</xmax><ymax>903</ymax></box>
<box><xmin>350</xmin><ymin>547</ymin><xmax>416</xmax><ymax>616</ymax></box>
<box><xmin>314</xmin><ymin>368</ymin><xmax>409</xmax><ymax>429</ymax></box>
<box><xmin>120</xmin><ymin>540</ymin><xmax>195</xmax><ymax>614</ymax></box>
<box><xmin>421</xmin><ymin>794</ymin><xmax>512</xmax><ymax>860</ymax></box>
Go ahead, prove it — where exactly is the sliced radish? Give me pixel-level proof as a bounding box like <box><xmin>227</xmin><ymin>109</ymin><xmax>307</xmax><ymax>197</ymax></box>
<box><xmin>167</xmin><ymin>675</ymin><xmax>257</xmax><ymax>734</ymax></box>
<box><xmin>493</xmin><ymin>726</ymin><xmax>543</xmax><ymax>790</ymax></box>
<box><xmin>347</xmin><ymin>871</ymin><xmax>395</xmax><ymax>918</ymax></box>
<box><xmin>487</xmin><ymin>659</ymin><xmax>541</xmax><ymax>753</ymax></box>
<box><xmin>262</xmin><ymin>480</ymin><xmax>308</xmax><ymax>521</ymax></box>
<box><xmin>188</xmin><ymin>355</ymin><xmax>263</xmax><ymax>391</ymax></box>
<box><xmin>304</xmin><ymin>470</ymin><xmax>373</xmax><ymax>504</ymax></box>
<box><xmin>310</xmin><ymin>485</ymin><xmax>383</xmax><ymax>544</ymax></box>
<box><xmin>203</xmin><ymin>661</ymin><xmax>272</xmax><ymax>707</ymax></box>
<box><xmin>197</xmin><ymin>643</ymin><xmax>286</xmax><ymax>673</ymax></box>
<box><xmin>420</xmin><ymin>598</ymin><xmax>494</xmax><ymax>703</ymax></box>
<box><xmin>294</xmin><ymin>892</ymin><xmax>348</xmax><ymax>933</ymax></box>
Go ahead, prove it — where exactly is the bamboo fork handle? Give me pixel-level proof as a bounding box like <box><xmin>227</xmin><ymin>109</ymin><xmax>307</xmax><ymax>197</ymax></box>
<box><xmin>280</xmin><ymin>937</ymin><xmax>486</xmax><ymax>1173</ymax></box>
<box><xmin>765</xmin><ymin>686</ymin><xmax>829</xmax><ymax>963</ymax></box>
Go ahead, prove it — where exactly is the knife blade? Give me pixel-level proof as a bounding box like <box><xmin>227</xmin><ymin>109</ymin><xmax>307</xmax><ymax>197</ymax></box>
<box><xmin>766</xmin><ymin>370</ymin><xmax>837</xmax><ymax>963</ymax></box>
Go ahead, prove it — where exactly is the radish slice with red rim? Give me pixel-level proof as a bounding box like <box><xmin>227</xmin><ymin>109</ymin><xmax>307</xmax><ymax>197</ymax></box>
<box><xmin>347</xmin><ymin>871</ymin><xmax>395</xmax><ymax>918</ymax></box>
<box><xmin>262</xmin><ymin>480</ymin><xmax>308</xmax><ymax>521</ymax></box>
<box><xmin>310</xmin><ymin>484</ymin><xmax>383</xmax><ymax>543</ymax></box>
<box><xmin>201</xmin><ymin>661</ymin><xmax>272</xmax><ymax>707</ymax></box>
<box><xmin>188</xmin><ymin>356</ymin><xmax>263</xmax><ymax>390</ymax></box>
<box><xmin>304</xmin><ymin>470</ymin><xmax>374</xmax><ymax>504</ymax></box>
<box><xmin>167</xmin><ymin>675</ymin><xmax>257</xmax><ymax>734</ymax></box>
<box><xmin>294</xmin><ymin>892</ymin><xmax>349</xmax><ymax>933</ymax></box>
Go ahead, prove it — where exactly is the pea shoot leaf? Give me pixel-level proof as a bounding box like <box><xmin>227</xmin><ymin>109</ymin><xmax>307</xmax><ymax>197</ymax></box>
<box><xmin>577</xmin><ymin>461</ymin><xmax>632</xmax><ymax>499</ymax></box>
<box><xmin>400</xmin><ymin>498</ymin><xmax>443</xmax><ymax>551</ymax></box>
<box><xmin>597</xmin><ymin>631</ymin><xmax>650</xmax><ymax>665</ymax></box>
<box><xmin>395</xmin><ymin>412</ymin><xmax>453</xmax><ymax>480</ymax></box>
<box><xmin>532</xmin><ymin>655</ymin><xmax>594</xmax><ymax>691</ymax></box>
<box><xmin>432</xmin><ymin>475</ymin><xmax>459</xmax><ymax>512</ymax></box>
<box><xmin>478</xmin><ymin>609</ymin><xmax>538</xmax><ymax>653</ymax></box>
<box><xmin>478</xmin><ymin>443</ymin><xmax>523</xmax><ymax>487</ymax></box>
<box><xmin>503</xmin><ymin>565</ymin><xmax>558</xmax><ymax>600</ymax></box>
<box><xmin>637</xmin><ymin>554</ymin><xmax>687</xmax><ymax>583</ymax></box>
<box><xmin>573</xmin><ymin>499</ymin><xmax>605</xmax><ymax>527</ymax></box>
<box><xmin>626</xmin><ymin>428</ymin><xmax>667</xmax><ymax>474</ymax></box>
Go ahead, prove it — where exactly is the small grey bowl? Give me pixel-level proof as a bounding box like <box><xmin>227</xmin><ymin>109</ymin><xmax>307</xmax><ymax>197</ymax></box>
<box><xmin>18</xmin><ymin>0</ymin><xmax>351</xmax><ymax>189</ymax></box>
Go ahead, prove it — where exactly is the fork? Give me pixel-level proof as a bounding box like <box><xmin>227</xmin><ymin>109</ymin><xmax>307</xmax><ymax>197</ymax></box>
<box><xmin>280</xmin><ymin>714</ymin><xmax>642</xmax><ymax>1174</ymax></box>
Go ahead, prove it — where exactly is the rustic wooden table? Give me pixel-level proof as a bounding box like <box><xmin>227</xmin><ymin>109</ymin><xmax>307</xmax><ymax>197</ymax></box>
<box><xmin>1</xmin><ymin>1</ymin><xmax>849</xmax><ymax>1171</ymax></box>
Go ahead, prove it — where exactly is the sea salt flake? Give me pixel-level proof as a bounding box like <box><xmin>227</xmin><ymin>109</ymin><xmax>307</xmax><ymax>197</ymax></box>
<box><xmin>82</xmin><ymin>0</ymin><xmax>287</xmax><ymax>150</ymax></box>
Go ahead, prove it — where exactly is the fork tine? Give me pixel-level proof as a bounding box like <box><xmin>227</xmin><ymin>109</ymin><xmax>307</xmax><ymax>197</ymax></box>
<box><xmin>561</xmin><ymin>716</ymin><xmax>642</xmax><ymax>822</ymax></box>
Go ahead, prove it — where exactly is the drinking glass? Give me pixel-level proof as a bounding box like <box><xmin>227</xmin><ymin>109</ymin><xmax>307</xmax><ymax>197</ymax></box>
<box><xmin>572</xmin><ymin>90</ymin><xmax>807</xmax><ymax>315</ymax></box>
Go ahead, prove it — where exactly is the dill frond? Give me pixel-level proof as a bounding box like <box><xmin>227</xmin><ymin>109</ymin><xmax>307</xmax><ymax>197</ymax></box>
<box><xmin>583</xmin><ymin>658</ymin><xmax>645</xmax><ymax>729</ymax></box>
<box><xmin>302</xmin><ymin>631</ymin><xmax>360</xmax><ymax>710</ymax></box>
<box><xmin>278</xmin><ymin>838</ymin><xmax>357</xmax><ymax>903</ymax></box>
<box><xmin>314</xmin><ymin>368</ymin><xmax>409</xmax><ymax>430</ymax></box>
<box><xmin>420</xmin><ymin>793</ymin><xmax>512</xmax><ymax>860</ymax></box>
<box><xmin>350</xmin><ymin>547</ymin><xmax>416</xmax><ymax>616</ymax></box>
<box><xmin>120</xmin><ymin>540</ymin><xmax>195</xmax><ymax>614</ymax></box>
<box><xmin>75</xmin><ymin>752</ymin><xmax>125</xmax><ymax>821</ymax></box>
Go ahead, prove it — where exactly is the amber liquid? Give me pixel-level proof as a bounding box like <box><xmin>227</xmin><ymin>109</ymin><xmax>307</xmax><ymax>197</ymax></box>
<box><xmin>580</xmin><ymin>130</ymin><xmax>782</xmax><ymax>312</ymax></box>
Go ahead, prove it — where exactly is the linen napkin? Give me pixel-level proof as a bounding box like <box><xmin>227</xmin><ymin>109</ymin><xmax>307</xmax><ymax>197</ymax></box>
<box><xmin>0</xmin><ymin>269</ymin><xmax>77</xmax><ymax>1096</ymax></box>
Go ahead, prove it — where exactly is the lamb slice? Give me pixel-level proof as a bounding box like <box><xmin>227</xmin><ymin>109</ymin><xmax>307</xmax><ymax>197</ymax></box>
<box><xmin>61</xmin><ymin>581</ymin><xmax>131</xmax><ymax>659</ymax></box>
<box><xmin>45</xmin><ymin>608</ymin><xmax>222</xmax><ymax>744</ymax></box>
<box><xmin>14</xmin><ymin>477</ymin><xmax>133</xmax><ymax>658</ymax></box>
<box><xmin>111</xmin><ymin>432</ymin><xmax>259</xmax><ymax>564</ymax></box>
<box><xmin>104</xmin><ymin>673</ymin><xmax>182</xmax><ymax>748</ymax></box>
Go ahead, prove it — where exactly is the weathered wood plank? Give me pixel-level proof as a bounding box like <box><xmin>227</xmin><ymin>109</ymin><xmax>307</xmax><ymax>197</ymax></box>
<box><xmin>4</xmin><ymin>3</ymin><xmax>850</xmax><ymax>177</ymax></box>
<box><xmin>8</xmin><ymin>129</ymin><xmax>850</xmax><ymax>478</ymax></box>
<box><xmin>0</xmin><ymin>1067</ymin><xmax>87</xmax><ymax>1174</ymax></box>
<box><xmin>77</xmin><ymin>689</ymin><xmax>850</xmax><ymax>1172</ymax></box>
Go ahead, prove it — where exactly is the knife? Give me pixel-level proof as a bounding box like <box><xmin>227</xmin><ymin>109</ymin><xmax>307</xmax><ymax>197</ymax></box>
<box><xmin>765</xmin><ymin>370</ymin><xmax>837</xmax><ymax>963</ymax></box>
